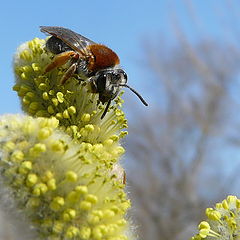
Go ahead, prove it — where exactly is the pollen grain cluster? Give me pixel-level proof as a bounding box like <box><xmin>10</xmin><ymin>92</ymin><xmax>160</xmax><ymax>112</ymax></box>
<box><xmin>0</xmin><ymin>37</ymin><xmax>131</xmax><ymax>240</ymax></box>
<box><xmin>13</xmin><ymin>38</ymin><xmax>128</xmax><ymax>144</ymax></box>
<box><xmin>0</xmin><ymin>115</ymin><xmax>129</xmax><ymax>239</ymax></box>
<box><xmin>191</xmin><ymin>195</ymin><xmax>240</xmax><ymax>240</ymax></box>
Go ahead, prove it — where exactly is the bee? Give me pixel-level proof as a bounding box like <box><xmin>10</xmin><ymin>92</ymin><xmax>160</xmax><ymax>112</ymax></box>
<box><xmin>40</xmin><ymin>26</ymin><xmax>148</xmax><ymax>118</ymax></box>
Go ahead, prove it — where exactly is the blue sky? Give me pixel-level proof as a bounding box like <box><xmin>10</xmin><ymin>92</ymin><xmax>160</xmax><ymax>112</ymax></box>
<box><xmin>0</xmin><ymin>0</ymin><xmax>237</xmax><ymax>115</ymax></box>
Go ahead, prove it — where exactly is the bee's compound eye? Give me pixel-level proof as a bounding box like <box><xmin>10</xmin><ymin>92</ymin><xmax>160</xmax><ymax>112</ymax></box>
<box><xmin>117</xmin><ymin>69</ymin><xmax>127</xmax><ymax>81</ymax></box>
<box><xmin>122</xmin><ymin>71</ymin><xmax>127</xmax><ymax>81</ymax></box>
<box><xmin>96</xmin><ymin>73</ymin><xmax>107</xmax><ymax>92</ymax></box>
<box><xmin>120</xmin><ymin>71</ymin><xmax>127</xmax><ymax>85</ymax></box>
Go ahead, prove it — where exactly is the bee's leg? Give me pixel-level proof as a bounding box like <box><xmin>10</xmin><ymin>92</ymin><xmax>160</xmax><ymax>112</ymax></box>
<box><xmin>75</xmin><ymin>76</ymin><xmax>85</xmax><ymax>83</ymax></box>
<box><xmin>88</xmin><ymin>76</ymin><xmax>98</xmax><ymax>93</ymax></box>
<box><xmin>45</xmin><ymin>51</ymin><xmax>78</xmax><ymax>73</ymax></box>
<box><xmin>60</xmin><ymin>62</ymin><xmax>78</xmax><ymax>85</ymax></box>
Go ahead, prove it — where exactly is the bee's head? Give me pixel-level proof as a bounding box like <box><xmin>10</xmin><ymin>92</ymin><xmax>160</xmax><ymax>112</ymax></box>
<box><xmin>93</xmin><ymin>69</ymin><xmax>127</xmax><ymax>103</ymax></box>
<box><xmin>90</xmin><ymin>68</ymin><xmax>148</xmax><ymax>119</ymax></box>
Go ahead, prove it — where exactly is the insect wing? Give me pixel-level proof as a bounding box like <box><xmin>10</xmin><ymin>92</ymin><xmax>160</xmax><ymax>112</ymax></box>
<box><xmin>40</xmin><ymin>26</ymin><xmax>95</xmax><ymax>54</ymax></box>
<box><xmin>76</xmin><ymin>33</ymin><xmax>95</xmax><ymax>46</ymax></box>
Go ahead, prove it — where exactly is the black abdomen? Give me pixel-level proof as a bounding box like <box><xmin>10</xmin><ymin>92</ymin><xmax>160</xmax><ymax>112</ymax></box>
<box><xmin>45</xmin><ymin>36</ymin><xmax>73</xmax><ymax>54</ymax></box>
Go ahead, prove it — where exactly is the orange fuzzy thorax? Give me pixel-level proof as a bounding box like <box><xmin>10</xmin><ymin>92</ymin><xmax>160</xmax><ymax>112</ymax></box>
<box><xmin>87</xmin><ymin>44</ymin><xmax>120</xmax><ymax>72</ymax></box>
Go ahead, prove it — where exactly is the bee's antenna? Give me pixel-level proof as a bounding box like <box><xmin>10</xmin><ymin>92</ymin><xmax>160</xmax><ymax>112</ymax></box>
<box><xmin>101</xmin><ymin>100</ymin><xmax>111</xmax><ymax>119</ymax></box>
<box><xmin>120</xmin><ymin>84</ymin><xmax>148</xmax><ymax>106</ymax></box>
